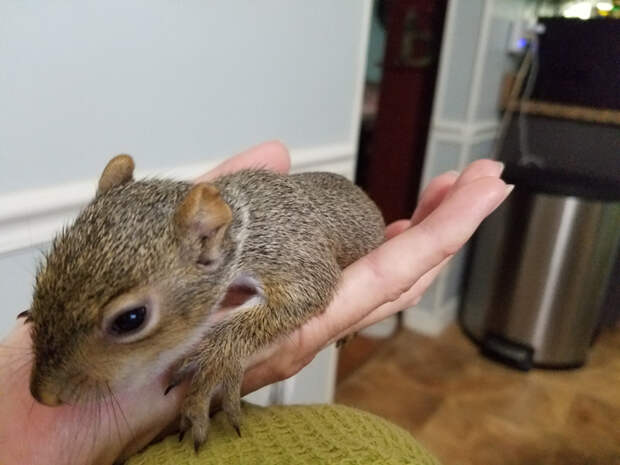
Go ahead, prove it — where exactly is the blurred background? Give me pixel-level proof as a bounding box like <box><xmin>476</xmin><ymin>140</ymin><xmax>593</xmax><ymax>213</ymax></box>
<box><xmin>0</xmin><ymin>1</ymin><xmax>618</xmax><ymax>464</ymax></box>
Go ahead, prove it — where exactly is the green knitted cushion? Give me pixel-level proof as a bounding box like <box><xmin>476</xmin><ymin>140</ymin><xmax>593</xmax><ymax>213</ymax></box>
<box><xmin>127</xmin><ymin>403</ymin><xmax>440</xmax><ymax>465</ymax></box>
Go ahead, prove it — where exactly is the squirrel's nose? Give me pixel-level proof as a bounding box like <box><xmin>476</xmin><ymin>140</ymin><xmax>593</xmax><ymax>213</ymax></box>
<box><xmin>30</xmin><ymin>374</ymin><xmax>62</xmax><ymax>407</ymax></box>
<box><xmin>33</xmin><ymin>388</ymin><xmax>62</xmax><ymax>406</ymax></box>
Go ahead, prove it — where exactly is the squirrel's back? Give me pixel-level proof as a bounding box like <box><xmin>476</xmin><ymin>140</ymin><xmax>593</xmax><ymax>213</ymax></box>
<box><xmin>213</xmin><ymin>170</ymin><xmax>384</xmax><ymax>272</ymax></box>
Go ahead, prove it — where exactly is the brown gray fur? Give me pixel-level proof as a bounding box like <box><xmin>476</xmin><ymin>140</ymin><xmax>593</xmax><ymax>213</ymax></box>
<box><xmin>28</xmin><ymin>155</ymin><xmax>385</xmax><ymax>452</ymax></box>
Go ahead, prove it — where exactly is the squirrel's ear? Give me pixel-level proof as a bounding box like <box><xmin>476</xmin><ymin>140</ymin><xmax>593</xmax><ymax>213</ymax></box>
<box><xmin>174</xmin><ymin>183</ymin><xmax>232</xmax><ymax>266</ymax></box>
<box><xmin>97</xmin><ymin>155</ymin><xmax>135</xmax><ymax>196</ymax></box>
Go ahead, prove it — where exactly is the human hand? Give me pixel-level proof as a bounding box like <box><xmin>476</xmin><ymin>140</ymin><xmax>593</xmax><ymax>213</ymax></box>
<box><xmin>0</xmin><ymin>141</ymin><xmax>291</xmax><ymax>465</ymax></box>
<box><xmin>240</xmin><ymin>158</ymin><xmax>510</xmax><ymax>393</ymax></box>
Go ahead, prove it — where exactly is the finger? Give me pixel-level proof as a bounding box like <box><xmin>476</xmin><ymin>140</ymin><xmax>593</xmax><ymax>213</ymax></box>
<box><xmin>410</xmin><ymin>170</ymin><xmax>459</xmax><ymax>225</ymax></box>
<box><xmin>392</xmin><ymin>160</ymin><xmax>504</xmax><ymax>235</ymax></box>
<box><xmin>194</xmin><ymin>140</ymin><xmax>291</xmax><ymax>183</ymax></box>
<box><xmin>386</xmin><ymin>171</ymin><xmax>460</xmax><ymax>240</ymax></box>
<box><xmin>333</xmin><ymin>257</ymin><xmax>451</xmax><ymax>341</ymax></box>
<box><xmin>241</xmin><ymin>339</ymin><xmax>311</xmax><ymax>396</ymax></box>
<box><xmin>318</xmin><ymin>176</ymin><xmax>511</xmax><ymax>342</ymax></box>
<box><xmin>449</xmin><ymin>159</ymin><xmax>504</xmax><ymax>194</ymax></box>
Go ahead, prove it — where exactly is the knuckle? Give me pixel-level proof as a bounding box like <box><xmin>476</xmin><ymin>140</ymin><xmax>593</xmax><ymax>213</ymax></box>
<box><xmin>441</xmin><ymin>241</ymin><xmax>461</xmax><ymax>258</ymax></box>
<box><xmin>362</xmin><ymin>254</ymin><xmax>410</xmax><ymax>303</ymax></box>
<box><xmin>417</xmin><ymin>221</ymin><xmax>459</xmax><ymax>261</ymax></box>
<box><xmin>385</xmin><ymin>287</ymin><xmax>407</xmax><ymax>304</ymax></box>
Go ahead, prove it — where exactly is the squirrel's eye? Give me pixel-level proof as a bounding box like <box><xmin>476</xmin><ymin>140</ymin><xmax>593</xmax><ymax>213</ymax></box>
<box><xmin>110</xmin><ymin>306</ymin><xmax>147</xmax><ymax>335</ymax></box>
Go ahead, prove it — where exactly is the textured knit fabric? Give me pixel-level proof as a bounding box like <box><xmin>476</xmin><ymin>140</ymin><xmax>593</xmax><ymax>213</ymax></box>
<box><xmin>127</xmin><ymin>403</ymin><xmax>440</xmax><ymax>465</ymax></box>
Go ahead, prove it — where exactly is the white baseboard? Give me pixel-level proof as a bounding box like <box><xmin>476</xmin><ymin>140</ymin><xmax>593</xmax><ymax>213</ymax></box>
<box><xmin>0</xmin><ymin>143</ymin><xmax>354</xmax><ymax>256</ymax></box>
<box><xmin>402</xmin><ymin>297</ymin><xmax>459</xmax><ymax>336</ymax></box>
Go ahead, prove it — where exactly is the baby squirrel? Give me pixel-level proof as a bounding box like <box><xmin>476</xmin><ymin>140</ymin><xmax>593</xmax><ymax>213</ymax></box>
<box><xmin>25</xmin><ymin>154</ymin><xmax>385</xmax><ymax>451</ymax></box>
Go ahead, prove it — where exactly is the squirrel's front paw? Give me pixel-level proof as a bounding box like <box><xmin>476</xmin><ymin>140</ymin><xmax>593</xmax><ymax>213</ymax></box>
<box><xmin>179</xmin><ymin>390</ymin><xmax>212</xmax><ymax>452</ymax></box>
<box><xmin>179</xmin><ymin>360</ymin><xmax>244</xmax><ymax>452</ymax></box>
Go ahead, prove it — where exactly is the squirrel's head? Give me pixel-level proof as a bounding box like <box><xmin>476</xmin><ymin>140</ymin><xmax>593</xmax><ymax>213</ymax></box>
<box><xmin>28</xmin><ymin>155</ymin><xmax>233</xmax><ymax>406</ymax></box>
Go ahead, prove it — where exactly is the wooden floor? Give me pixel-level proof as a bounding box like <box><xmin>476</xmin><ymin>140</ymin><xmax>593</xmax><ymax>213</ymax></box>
<box><xmin>335</xmin><ymin>325</ymin><xmax>620</xmax><ymax>465</ymax></box>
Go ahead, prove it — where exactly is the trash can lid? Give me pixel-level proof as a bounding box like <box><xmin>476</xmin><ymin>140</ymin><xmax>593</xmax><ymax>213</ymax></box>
<box><xmin>503</xmin><ymin>163</ymin><xmax>620</xmax><ymax>202</ymax></box>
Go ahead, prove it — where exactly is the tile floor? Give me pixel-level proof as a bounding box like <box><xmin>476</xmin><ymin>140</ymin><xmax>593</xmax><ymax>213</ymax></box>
<box><xmin>335</xmin><ymin>324</ymin><xmax>620</xmax><ymax>465</ymax></box>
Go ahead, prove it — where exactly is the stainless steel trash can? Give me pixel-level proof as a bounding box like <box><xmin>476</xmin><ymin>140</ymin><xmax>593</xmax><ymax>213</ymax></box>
<box><xmin>461</xmin><ymin>168</ymin><xmax>620</xmax><ymax>370</ymax></box>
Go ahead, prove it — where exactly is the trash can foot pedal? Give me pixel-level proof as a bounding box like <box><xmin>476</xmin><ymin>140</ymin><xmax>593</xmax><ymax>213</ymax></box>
<box><xmin>481</xmin><ymin>333</ymin><xmax>534</xmax><ymax>371</ymax></box>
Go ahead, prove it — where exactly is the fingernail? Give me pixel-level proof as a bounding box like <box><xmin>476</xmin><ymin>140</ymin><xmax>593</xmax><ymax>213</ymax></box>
<box><xmin>496</xmin><ymin>161</ymin><xmax>505</xmax><ymax>175</ymax></box>
<box><xmin>505</xmin><ymin>184</ymin><xmax>515</xmax><ymax>195</ymax></box>
<box><xmin>447</xmin><ymin>170</ymin><xmax>460</xmax><ymax>177</ymax></box>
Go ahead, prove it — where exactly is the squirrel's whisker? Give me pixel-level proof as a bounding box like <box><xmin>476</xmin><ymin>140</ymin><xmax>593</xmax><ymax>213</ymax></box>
<box><xmin>108</xmin><ymin>381</ymin><xmax>133</xmax><ymax>441</ymax></box>
<box><xmin>105</xmin><ymin>382</ymin><xmax>124</xmax><ymax>445</ymax></box>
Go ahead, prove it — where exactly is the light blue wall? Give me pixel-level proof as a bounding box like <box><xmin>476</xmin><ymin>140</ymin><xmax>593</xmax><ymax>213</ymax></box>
<box><xmin>426</xmin><ymin>140</ymin><xmax>462</xmax><ymax>179</ymax></box>
<box><xmin>470</xmin><ymin>139</ymin><xmax>497</xmax><ymax>161</ymax></box>
<box><xmin>0</xmin><ymin>245</ymin><xmax>48</xmax><ymax>335</ymax></box>
<box><xmin>0</xmin><ymin>0</ymin><xmax>366</xmax><ymax>194</ymax></box>
<box><xmin>435</xmin><ymin>0</ymin><xmax>537</xmax><ymax>127</ymax></box>
<box><xmin>438</xmin><ymin>0</ymin><xmax>485</xmax><ymax>122</ymax></box>
<box><xmin>474</xmin><ymin>0</ymin><xmax>537</xmax><ymax>121</ymax></box>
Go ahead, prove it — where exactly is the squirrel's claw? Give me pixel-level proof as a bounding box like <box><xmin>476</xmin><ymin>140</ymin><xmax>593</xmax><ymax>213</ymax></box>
<box><xmin>164</xmin><ymin>382</ymin><xmax>178</xmax><ymax>396</ymax></box>
<box><xmin>223</xmin><ymin>394</ymin><xmax>243</xmax><ymax>438</ymax></box>
<box><xmin>220</xmin><ymin>364</ymin><xmax>244</xmax><ymax>438</ymax></box>
<box><xmin>178</xmin><ymin>414</ymin><xmax>190</xmax><ymax>442</ymax></box>
<box><xmin>336</xmin><ymin>332</ymin><xmax>357</xmax><ymax>348</ymax></box>
<box><xmin>189</xmin><ymin>422</ymin><xmax>208</xmax><ymax>454</ymax></box>
<box><xmin>166</xmin><ymin>361</ymin><xmax>194</xmax><ymax>396</ymax></box>
<box><xmin>17</xmin><ymin>309</ymin><xmax>33</xmax><ymax>323</ymax></box>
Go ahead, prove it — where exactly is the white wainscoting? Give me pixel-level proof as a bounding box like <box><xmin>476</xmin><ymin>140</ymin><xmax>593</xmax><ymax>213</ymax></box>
<box><xmin>0</xmin><ymin>143</ymin><xmax>356</xmax><ymax>256</ymax></box>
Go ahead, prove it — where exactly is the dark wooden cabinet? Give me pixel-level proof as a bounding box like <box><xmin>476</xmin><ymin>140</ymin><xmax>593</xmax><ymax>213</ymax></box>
<box><xmin>358</xmin><ymin>0</ymin><xmax>447</xmax><ymax>223</ymax></box>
